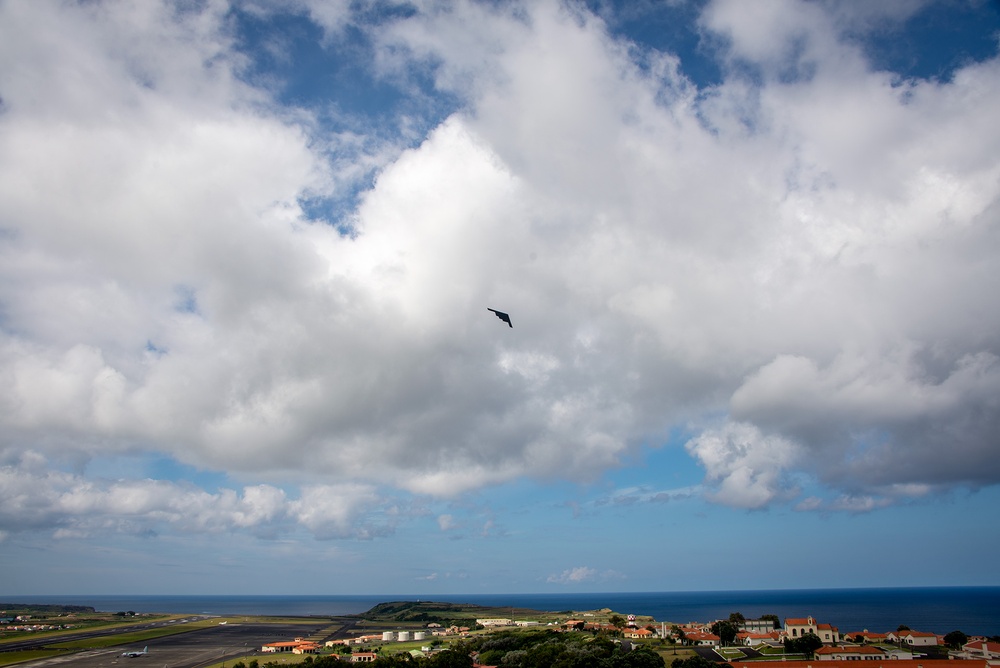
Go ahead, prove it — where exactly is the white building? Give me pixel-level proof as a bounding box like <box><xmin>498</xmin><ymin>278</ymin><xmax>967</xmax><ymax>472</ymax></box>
<box><xmin>900</xmin><ymin>632</ymin><xmax>940</xmax><ymax>647</ymax></box>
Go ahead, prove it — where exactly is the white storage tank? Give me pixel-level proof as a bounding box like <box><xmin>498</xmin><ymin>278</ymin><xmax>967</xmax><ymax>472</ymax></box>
<box><xmin>414</xmin><ymin>632</ymin><xmax>427</xmax><ymax>641</ymax></box>
<box><xmin>397</xmin><ymin>631</ymin><xmax>411</xmax><ymax>642</ymax></box>
<box><xmin>382</xmin><ymin>632</ymin><xmax>395</xmax><ymax>641</ymax></box>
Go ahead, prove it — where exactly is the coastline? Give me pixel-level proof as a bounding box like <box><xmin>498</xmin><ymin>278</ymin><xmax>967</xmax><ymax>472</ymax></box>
<box><xmin>5</xmin><ymin>587</ymin><xmax>999</xmax><ymax>636</ymax></box>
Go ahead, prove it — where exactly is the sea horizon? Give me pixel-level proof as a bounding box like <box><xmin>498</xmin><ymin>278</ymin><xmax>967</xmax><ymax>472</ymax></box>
<box><xmin>5</xmin><ymin>586</ymin><xmax>999</xmax><ymax>637</ymax></box>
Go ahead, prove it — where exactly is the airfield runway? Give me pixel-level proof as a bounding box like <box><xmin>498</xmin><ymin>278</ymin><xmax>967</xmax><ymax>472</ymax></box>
<box><xmin>15</xmin><ymin>621</ymin><xmax>337</xmax><ymax>668</ymax></box>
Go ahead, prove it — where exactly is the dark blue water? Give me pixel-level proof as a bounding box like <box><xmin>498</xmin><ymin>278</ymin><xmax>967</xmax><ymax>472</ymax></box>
<box><xmin>7</xmin><ymin>588</ymin><xmax>998</xmax><ymax>636</ymax></box>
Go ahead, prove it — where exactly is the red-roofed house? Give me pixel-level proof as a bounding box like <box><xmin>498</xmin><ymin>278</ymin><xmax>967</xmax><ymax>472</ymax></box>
<box><xmin>784</xmin><ymin>616</ymin><xmax>840</xmax><ymax>644</ymax></box>
<box><xmin>262</xmin><ymin>641</ymin><xmax>318</xmax><ymax>654</ymax></box>
<box><xmin>350</xmin><ymin>653</ymin><xmax>377</xmax><ymax>663</ymax></box>
<box><xmin>624</xmin><ymin>628</ymin><xmax>655</xmax><ymax>640</ymax></box>
<box><xmin>845</xmin><ymin>630</ymin><xmax>888</xmax><ymax>644</ymax></box>
<box><xmin>960</xmin><ymin>640</ymin><xmax>1000</xmax><ymax>659</ymax></box>
<box><xmin>816</xmin><ymin>624</ymin><xmax>841</xmax><ymax>644</ymax></box>
<box><xmin>685</xmin><ymin>632</ymin><xmax>721</xmax><ymax>647</ymax></box>
<box><xmin>814</xmin><ymin>645</ymin><xmax>887</xmax><ymax>661</ymax></box>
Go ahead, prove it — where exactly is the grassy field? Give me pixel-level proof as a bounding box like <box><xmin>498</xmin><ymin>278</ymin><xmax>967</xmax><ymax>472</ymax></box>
<box><xmin>0</xmin><ymin>614</ymin><xmax>185</xmax><ymax>646</ymax></box>
<box><xmin>0</xmin><ymin>649</ymin><xmax>68</xmax><ymax>667</ymax></box>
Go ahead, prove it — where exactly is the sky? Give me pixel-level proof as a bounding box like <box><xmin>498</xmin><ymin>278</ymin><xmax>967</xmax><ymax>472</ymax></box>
<box><xmin>1</xmin><ymin>0</ymin><xmax>1000</xmax><ymax>597</ymax></box>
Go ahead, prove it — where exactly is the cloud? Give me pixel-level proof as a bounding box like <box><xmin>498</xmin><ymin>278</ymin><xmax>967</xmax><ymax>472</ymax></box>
<box><xmin>0</xmin><ymin>454</ymin><xmax>388</xmax><ymax>540</ymax></box>
<box><xmin>0</xmin><ymin>0</ymin><xmax>998</xmax><ymax>544</ymax></box>
<box><xmin>547</xmin><ymin>566</ymin><xmax>597</xmax><ymax>584</ymax></box>
<box><xmin>597</xmin><ymin>485</ymin><xmax>699</xmax><ymax>506</ymax></box>
<box><xmin>731</xmin><ymin>348</ymin><xmax>1000</xmax><ymax>493</ymax></box>
<box><xmin>685</xmin><ymin>422</ymin><xmax>802</xmax><ymax>509</ymax></box>
<box><xmin>546</xmin><ymin>566</ymin><xmax>625</xmax><ymax>585</ymax></box>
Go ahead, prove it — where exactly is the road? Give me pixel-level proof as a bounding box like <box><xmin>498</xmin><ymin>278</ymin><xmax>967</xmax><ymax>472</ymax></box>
<box><xmin>12</xmin><ymin>620</ymin><xmax>339</xmax><ymax>668</ymax></box>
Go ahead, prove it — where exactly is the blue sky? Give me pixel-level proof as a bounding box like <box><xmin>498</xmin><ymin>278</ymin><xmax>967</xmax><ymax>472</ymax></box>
<box><xmin>2</xmin><ymin>0</ymin><xmax>1000</xmax><ymax>596</ymax></box>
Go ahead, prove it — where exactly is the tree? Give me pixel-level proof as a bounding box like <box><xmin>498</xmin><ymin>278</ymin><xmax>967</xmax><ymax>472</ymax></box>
<box><xmin>590</xmin><ymin>636</ymin><xmax>616</xmax><ymax>657</ymax></box>
<box><xmin>670</xmin><ymin>655</ymin><xmax>714</xmax><ymax>668</ymax></box>
<box><xmin>616</xmin><ymin>647</ymin><xmax>664</xmax><ymax>668</ymax></box>
<box><xmin>431</xmin><ymin>650</ymin><xmax>473</xmax><ymax>668</ymax></box>
<box><xmin>314</xmin><ymin>659</ymin><xmax>343</xmax><ymax>668</ymax></box>
<box><xmin>728</xmin><ymin>612</ymin><xmax>745</xmax><ymax>625</ymax></box>
<box><xmin>785</xmin><ymin>633</ymin><xmax>823</xmax><ymax>657</ymax></box>
<box><xmin>609</xmin><ymin>615</ymin><xmax>626</xmax><ymax>629</ymax></box>
<box><xmin>373</xmin><ymin>654</ymin><xmax>421</xmax><ymax>668</ymax></box>
<box><xmin>897</xmin><ymin>625</ymin><xmax>910</xmax><ymax>632</ymax></box>
<box><xmin>523</xmin><ymin>643</ymin><xmax>566</xmax><ymax>668</ymax></box>
<box><xmin>944</xmin><ymin>631</ymin><xmax>968</xmax><ymax>649</ymax></box>
<box><xmin>710</xmin><ymin>620</ymin><xmax>738</xmax><ymax>646</ymax></box>
<box><xmin>479</xmin><ymin>650</ymin><xmax>506</xmax><ymax>666</ymax></box>
<box><xmin>760</xmin><ymin>614</ymin><xmax>780</xmax><ymax>629</ymax></box>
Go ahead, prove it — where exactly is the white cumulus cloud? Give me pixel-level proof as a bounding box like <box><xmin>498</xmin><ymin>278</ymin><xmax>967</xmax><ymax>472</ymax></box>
<box><xmin>0</xmin><ymin>0</ymin><xmax>998</xmax><ymax>546</ymax></box>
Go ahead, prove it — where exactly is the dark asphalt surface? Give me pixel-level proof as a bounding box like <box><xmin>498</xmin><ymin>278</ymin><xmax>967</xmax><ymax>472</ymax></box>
<box><xmin>691</xmin><ymin>646</ymin><xmax>760</xmax><ymax>662</ymax></box>
<box><xmin>14</xmin><ymin>621</ymin><xmax>342</xmax><ymax>668</ymax></box>
<box><xmin>0</xmin><ymin>619</ymin><xmax>211</xmax><ymax>653</ymax></box>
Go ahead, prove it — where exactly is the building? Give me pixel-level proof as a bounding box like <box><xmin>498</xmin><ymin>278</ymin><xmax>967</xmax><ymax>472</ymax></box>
<box><xmin>351</xmin><ymin>652</ymin><xmax>377</xmax><ymax>662</ymax></box>
<box><xmin>817</xmin><ymin>624</ymin><xmax>841</xmax><ymax>644</ymax></box>
<box><xmin>900</xmin><ymin>632</ymin><xmax>940</xmax><ymax>647</ymax></box>
<box><xmin>785</xmin><ymin>617</ymin><xmax>819</xmax><ymax>639</ymax></box>
<box><xmin>738</xmin><ymin>631</ymin><xmax>782</xmax><ymax>647</ymax></box>
<box><xmin>293</xmin><ymin>643</ymin><xmax>320</xmax><ymax>655</ymax></box>
<box><xmin>476</xmin><ymin>619</ymin><xmax>514</xmax><ymax>627</ymax></box>
<box><xmin>958</xmin><ymin>640</ymin><xmax>1000</xmax><ymax>660</ymax></box>
<box><xmin>784</xmin><ymin>616</ymin><xmax>840</xmax><ymax>644</ymax></box>
<box><xmin>814</xmin><ymin>646</ymin><xmax>887</xmax><ymax>661</ymax></box>
<box><xmin>624</xmin><ymin>628</ymin><xmax>655</xmax><ymax>640</ymax></box>
<box><xmin>741</xmin><ymin>619</ymin><xmax>778</xmax><ymax>634</ymax></box>
<box><xmin>262</xmin><ymin>641</ymin><xmax>318</xmax><ymax>654</ymax></box>
<box><xmin>685</xmin><ymin>632</ymin><xmax>721</xmax><ymax>647</ymax></box>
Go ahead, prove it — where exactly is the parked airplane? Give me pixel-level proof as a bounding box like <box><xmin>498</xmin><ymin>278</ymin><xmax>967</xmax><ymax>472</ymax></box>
<box><xmin>122</xmin><ymin>647</ymin><xmax>148</xmax><ymax>657</ymax></box>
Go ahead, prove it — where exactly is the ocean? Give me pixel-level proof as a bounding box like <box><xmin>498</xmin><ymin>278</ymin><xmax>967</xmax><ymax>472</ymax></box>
<box><xmin>7</xmin><ymin>588</ymin><xmax>999</xmax><ymax>636</ymax></box>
